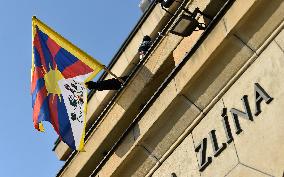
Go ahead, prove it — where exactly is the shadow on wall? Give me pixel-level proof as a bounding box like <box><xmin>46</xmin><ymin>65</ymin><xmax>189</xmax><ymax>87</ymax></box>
<box><xmin>182</xmin><ymin>34</ymin><xmax>253</xmax><ymax>109</ymax></box>
<box><xmin>114</xmin><ymin>52</ymin><xmax>176</xmax><ymax>158</ymax></box>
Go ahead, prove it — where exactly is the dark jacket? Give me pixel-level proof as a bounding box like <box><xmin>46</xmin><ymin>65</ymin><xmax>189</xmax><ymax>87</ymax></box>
<box><xmin>138</xmin><ymin>35</ymin><xmax>152</xmax><ymax>54</ymax></box>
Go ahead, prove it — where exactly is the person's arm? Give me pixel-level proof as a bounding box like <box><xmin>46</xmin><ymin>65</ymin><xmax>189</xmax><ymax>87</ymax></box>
<box><xmin>85</xmin><ymin>76</ymin><xmax>128</xmax><ymax>91</ymax></box>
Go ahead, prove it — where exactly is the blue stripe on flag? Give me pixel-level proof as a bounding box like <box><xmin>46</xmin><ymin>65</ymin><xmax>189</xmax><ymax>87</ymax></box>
<box><xmin>37</xmin><ymin>96</ymin><xmax>51</xmax><ymax>123</ymax></box>
<box><xmin>37</xmin><ymin>28</ymin><xmax>48</xmax><ymax>41</ymax></box>
<box><xmin>55</xmin><ymin>48</ymin><xmax>79</xmax><ymax>72</ymax></box>
<box><xmin>33</xmin><ymin>47</ymin><xmax>42</xmax><ymax>67</ymax></box>
<box><xmin>32</xmin><ymin>78</ymin><xmax>45</xmax><ymax>108</ymax></box>
<box><xmin>38</xmin><ymin>29</ymin><xmax>54</xmax><ymax>71</ymax></box>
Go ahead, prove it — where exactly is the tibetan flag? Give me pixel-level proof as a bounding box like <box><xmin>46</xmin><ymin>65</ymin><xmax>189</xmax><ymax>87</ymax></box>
<box><xmin>31</xmin><ymin>16</ymin><xmax>104</xmax><ymax>151</ymax></box>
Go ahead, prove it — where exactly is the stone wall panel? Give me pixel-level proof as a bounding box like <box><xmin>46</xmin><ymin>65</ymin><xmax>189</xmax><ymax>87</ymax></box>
<box><xmin>152</xmin><ymin>135</ymin><xmax>200</xmax><ymax>177</ymax></box>
<box><xmin>192</xmin><ymin>101</ymin><xmax>239</xmax><ymax>177</ymax></box>
<box><xmin>226</xmin><ymin>164</ymin><xmax>271</xmax><ymax>177</ymax></box>
<box><xmin>221</xmin><ymin>41</ymin><xmax>284</xmax><ymax>177</ymax></box>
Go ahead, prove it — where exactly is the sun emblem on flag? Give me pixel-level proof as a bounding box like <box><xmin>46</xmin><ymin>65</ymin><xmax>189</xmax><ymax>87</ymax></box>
<box><xmin>43</xmin><ymin>66</ymin><xmax>64</xmax><ymax>96</ymax></box>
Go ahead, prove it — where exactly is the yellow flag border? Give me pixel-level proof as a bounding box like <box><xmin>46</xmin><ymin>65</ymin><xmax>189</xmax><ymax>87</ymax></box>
<box><xmin>31</xmin><ymin>16</ymin><xmax>104</xmax><ymax>82</ymax></box>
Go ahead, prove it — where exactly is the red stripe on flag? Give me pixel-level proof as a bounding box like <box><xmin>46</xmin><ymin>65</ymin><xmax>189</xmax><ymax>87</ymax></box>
<box><xmin>33</xmin><ymin>32</ymin><xmax>48</xmax><ymax>71</ymax></box>
<box><xmin>31</xmin><ymin>66</ymin><xmax>44</xmax><ymax>94</ymax></box>
<box><xmin>48</xmin><ymin>95</ymin><xmax>60</xmax><ymax>135</ymax></box>
<box><xmin>62</xmin><ymin>60</ymin><xmax>93</xmax><ymax>79</ymax></box>
<box><xmin>33</xmin><ymin>86</ymin><xmax>47</xmax><ymax>131</ymax></box>
<box><xmin>46</xmin><ymin>37</ymin><xmax>61</xmax><ymax>67</ymax></box>
<box><xmin>46</xmin><ymin>37</ymin><xmax>60</xmax><ymax>58</ymax></box>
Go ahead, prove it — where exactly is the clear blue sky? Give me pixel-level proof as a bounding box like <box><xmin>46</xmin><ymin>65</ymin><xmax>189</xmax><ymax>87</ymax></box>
<box><xmin>0</xmin><ymin>1</ymin><xmax>142</xmax><ymax>177</ymax></box>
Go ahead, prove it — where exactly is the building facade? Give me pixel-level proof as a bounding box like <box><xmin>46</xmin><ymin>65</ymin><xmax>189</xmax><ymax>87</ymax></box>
<box><xmin>53</xmin><ymin>0</ymin><xmax>284</xmax><ymax>176</ymax></box>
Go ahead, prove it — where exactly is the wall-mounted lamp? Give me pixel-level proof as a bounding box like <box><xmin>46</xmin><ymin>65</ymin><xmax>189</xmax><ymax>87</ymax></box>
<box><xmin>170</xmin><ymin>8</ymin><xmax>210</xmax><ymax>37</ymax></box>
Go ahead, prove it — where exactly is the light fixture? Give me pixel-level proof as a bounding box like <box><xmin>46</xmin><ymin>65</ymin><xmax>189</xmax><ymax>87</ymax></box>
<box><xmin>170</xmin><ymin>8</ymin><xmax>210</xmax><ymax>37</ymax></box>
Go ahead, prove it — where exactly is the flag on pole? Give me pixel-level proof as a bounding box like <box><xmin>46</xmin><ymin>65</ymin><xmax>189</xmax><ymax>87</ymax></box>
<box><xmin>31</xmin><ymin>16</ymin><xmax>104</xmax><ymax>151</ymax></box>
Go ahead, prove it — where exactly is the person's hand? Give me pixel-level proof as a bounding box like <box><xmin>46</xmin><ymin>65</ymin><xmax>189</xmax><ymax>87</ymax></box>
<box><xmin>85</xmin><ymin>81</ymin><xmax>97</xmax><ymax>89</ymax></box>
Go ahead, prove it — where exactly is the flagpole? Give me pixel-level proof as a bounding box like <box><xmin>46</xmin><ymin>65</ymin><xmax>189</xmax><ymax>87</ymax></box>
<box><xmin>103</xmin><ymin>65</ymin><xmax>124</xmax><ymax>83</ymax></box>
